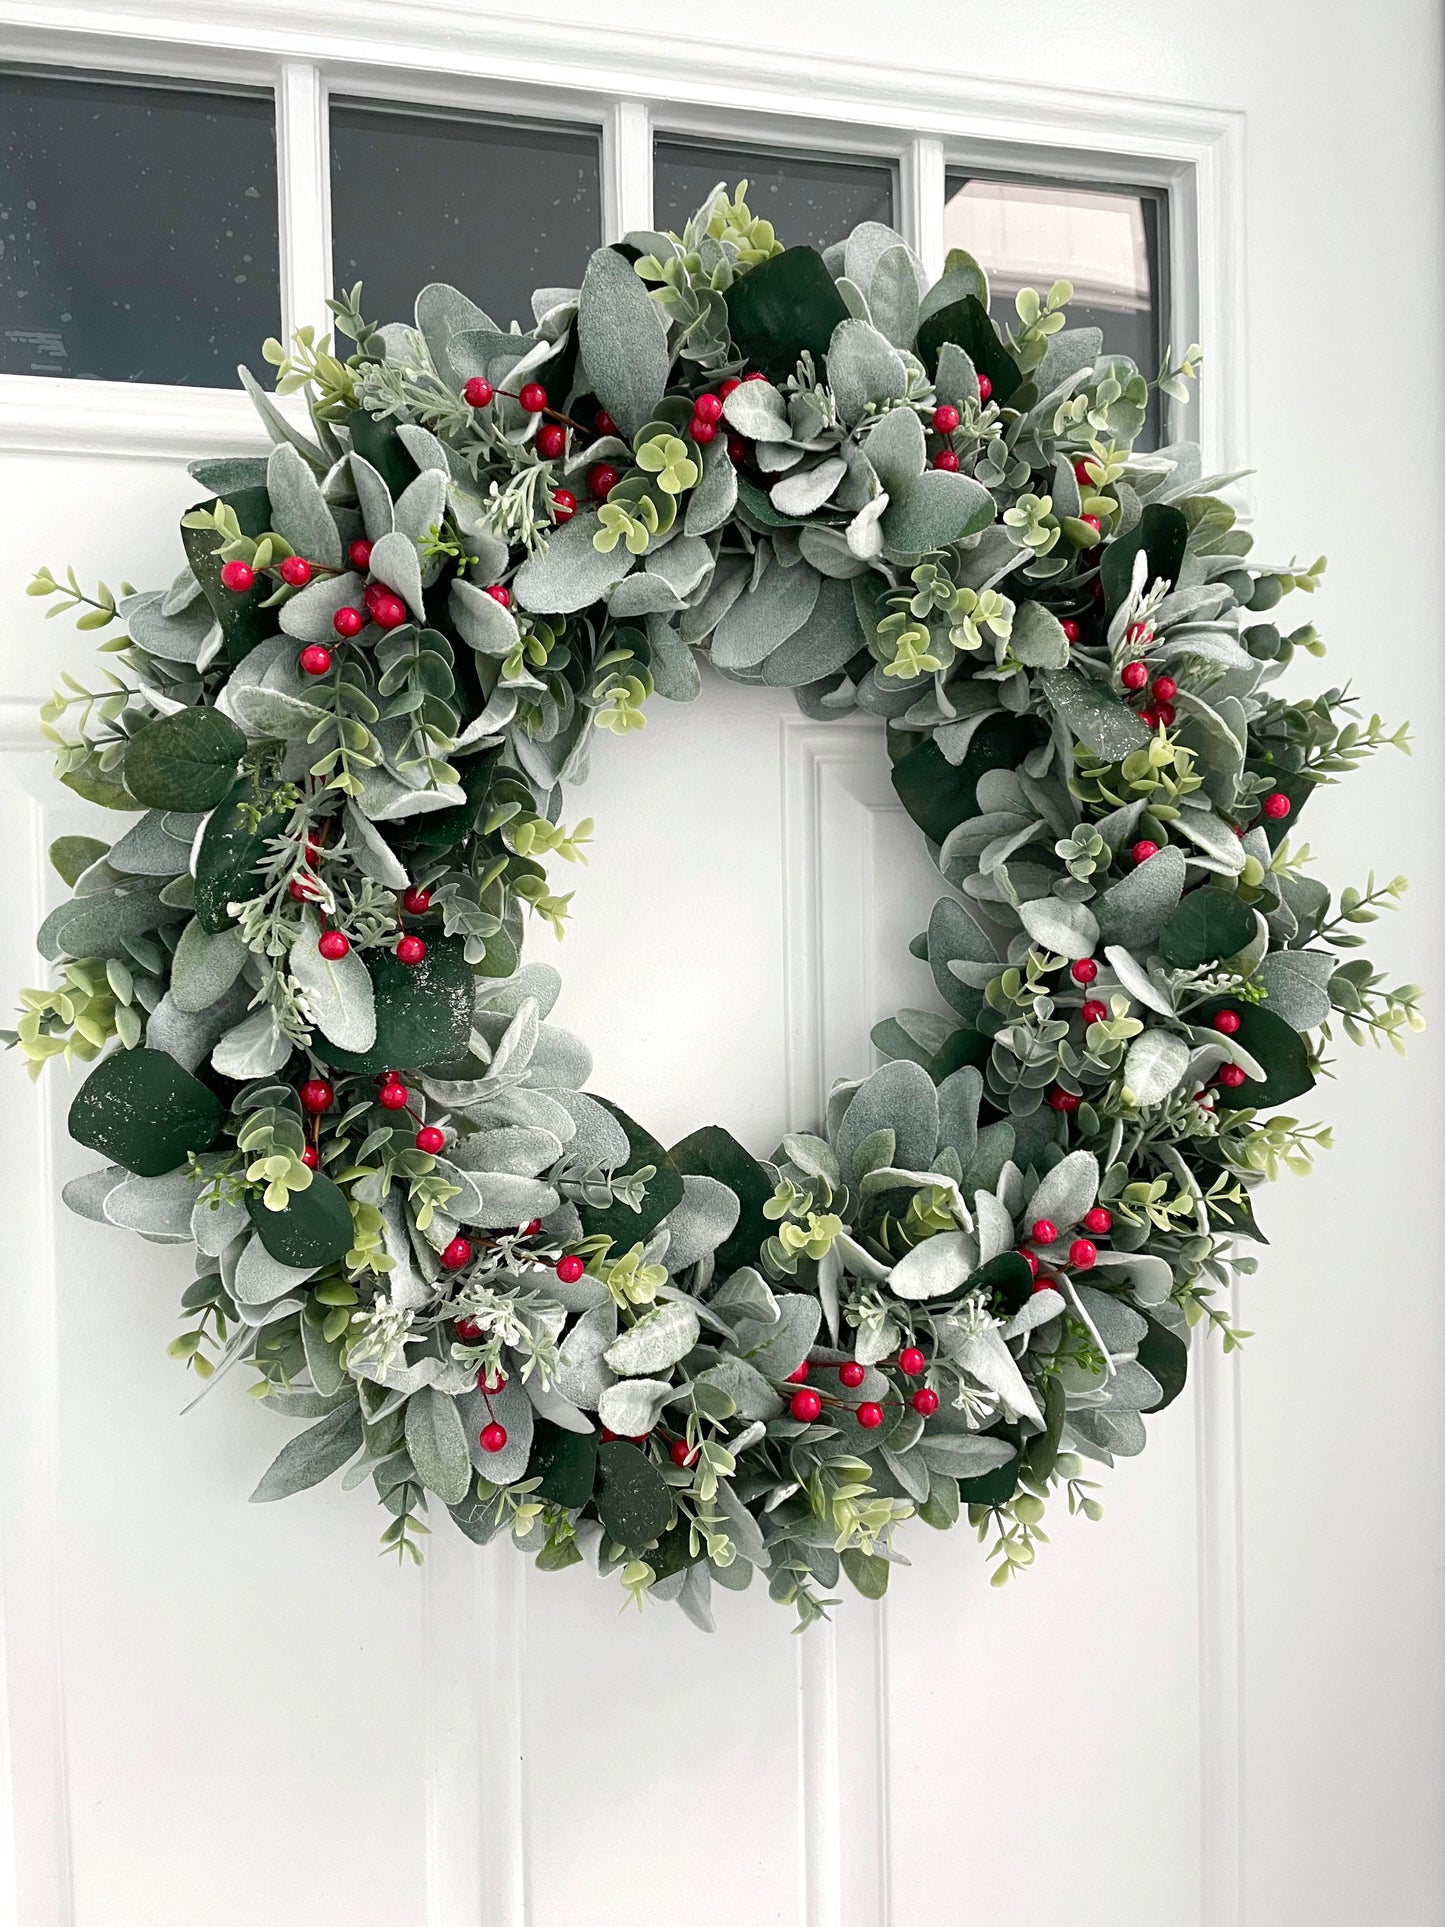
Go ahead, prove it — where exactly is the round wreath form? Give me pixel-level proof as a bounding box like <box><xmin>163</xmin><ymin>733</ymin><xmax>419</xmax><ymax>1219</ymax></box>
<box><xmin>10</xmin><ymin>186</ymin><xmax>1418</xmax><ymax>1628</ymax></box>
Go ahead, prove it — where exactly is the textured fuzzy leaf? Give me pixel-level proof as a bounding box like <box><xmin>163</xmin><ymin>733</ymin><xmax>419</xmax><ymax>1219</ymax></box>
<box><xmin>289</xmin><ymin>918</ymin><xmax>376</xmax><ymax>1052</ymax></box>
<box><xmin>577</xmin><ymin>246</ymin><xmax>670</xmax><ymax>436</ymax></box>
<box><xmin>405</xmin><ymin>1386</ymin><xmax>472</xmax><ymax>1503</ymax></box>
<box><xmin>251</xmin><ymin>1400</ymin><xmax>363</xmax><ymax>1501</ymax></box>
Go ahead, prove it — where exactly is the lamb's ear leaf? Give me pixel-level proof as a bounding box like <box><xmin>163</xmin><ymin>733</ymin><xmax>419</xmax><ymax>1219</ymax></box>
<box><xmin>577</xmin><ymin>1099</ymin><xmax>685</xmax><ymax>1246</ymax></box>
<box><xmin>724</xmin><ymin>246</ymin><xmax>850</xmax><ymax>383</ymax></box>
<box><xmin>576</xmin><ymin>245</ymin><xmax>670</xmax><ymax>437</ymax></box>
<box><xmin>250</xmin><ymin>1400</ymin><xmax>364</xmax><ymax>1502</ymax></box>
<box><xmin>69</xmin><ymin>1047</ymin><xmax>223</xmax><ymax>1177</ymax></box>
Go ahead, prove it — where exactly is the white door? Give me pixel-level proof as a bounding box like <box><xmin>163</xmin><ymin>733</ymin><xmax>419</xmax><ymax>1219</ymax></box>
<box><xmin>0</xmin><ymin>8</ymin><xmax>1441</xmax><ymax>1926</ymax></box>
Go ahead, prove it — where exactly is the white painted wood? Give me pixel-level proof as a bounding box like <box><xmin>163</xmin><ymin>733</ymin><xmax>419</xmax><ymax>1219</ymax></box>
<box><xmin>277</xmin><ymin>60</ymin><xmax>333</xmax><ymax>345</ymax></box>
<box><xmin>0</xmin><ymin>7</ymin><xmax>1440</xmax><ymax>1927</ymax></box>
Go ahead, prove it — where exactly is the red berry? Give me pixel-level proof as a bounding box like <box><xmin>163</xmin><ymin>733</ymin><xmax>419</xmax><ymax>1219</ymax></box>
<box><xmin>588</xmin><ymin>462</ymin><xmax>621</xmax><ymax>500</ymax></box>
<box><xmin>279</xmin><ymin>555</ymin><xmax>312</xmax><ymax>588</ymax></box>
<box><xmin>552</xmin><ymin>487</ymin><xmax>577</xmax><ymax>521</ymax></box>
<box><xmin>401</xmin><ymin>885</ymin><xmax>432</xmax><ymax>916</ymax></box>
<box><xmin>535</xmin><ymin>422</ymin><xmax>566</xmax><ymax>459</ymax></box>
<box><xmin>378</xmin><ymin>1080</ymin><xmax>408</xmax><ymax>1110</ymax></box>
<box><xmin>1152</xmin><ymin>675</ymin><xmax>1178</xmax><ymax>702</ymax></box>
<box><xmin>1070</xmin><ymin>958</ymin><xmax>1098</xmax><ymax>985</ymax></box>
<box><xmin>556</xmin><ymin>1255</ymin><xmax>585</xmax><ymax>1284</ymax></box>
<box><xmin>718</xmin><ymin>377</ymin><xmax>741</xmax><ymax>398</ymax></box>
<box><xmin>1032</xmin><ymin>1272</ymin><xmax>1057</xmax><ymax>1294</ymax></box>
<box><xmin>480</xmin><ymin>1422</ymin><xmax>508</xmax><ymax>1453</ymax></box>
<box><xmin>694</xmin><ymin>392</ymin><xmax>724</xmax><ymax>424</ymax></box>
<box><xmin>318</xmin><ymin>929</ymin><xmax>350</xmax><ymax>960</ymax></box>
<box><xmin>333</xmin><ymin>605</ymin><xmax>364</xmax><ymax>638</ymax></box>
<box><xmin>727</xmin><ymin>435</ymin><xmax>747</xmax><ymax>466</ymax></box>
<box><xmin>299</xmin><ymin>644</ymin><xmax>332</xmax><ymax>677</ymax></box>
<box><xmin>1217</xmin><ymin>1063</ymin><xmax>1248</xmax><ymax>1089</ymax></box>
<box><xmin>593</xmin><ymin>407</ymin><xmax>618</xmax><ymax>436</ymax></box>
<box><xmin>1263</xmin><ymin>791</ymin><xmax>1291</xmax><ymax>820</ymax></box>
<box><xmin>522</xmin><ymin>1219</ymin><xmax>542</xmax><ymax>1237</ymax></box>
<box><xmin>1068</xmin><ymin>1238</ymin><xmax>1098</xmax><ymax>1270</ymax></box>
<box><xmin>1081</xmin><ymin>1000</ymin><xmax>1108</xmax><ymax>1026</ymax></box>
<box><xmin>1153</xmin><ymin>701</ymin><xmax>1176</xmax><ymax>727</ymax></box>
<box><xmin>300</xmin><ymin>1143</ymin><xmax>319</xmax><ymax>1169</ymax></box>
<box><xmin>932</xmin><ymin>403</ymin><xmax>961</xmax><ymax>433</ymax></box>
<box><xmin>786</xmin><ymin>1363</ymin><xmax>810</xmax><ymax>1384</ymax></box>
<box><xmin>287</xmin><ymin>876</ymin><xmax>317</xmax><ymax>902</ymax></box>
<box><xmin>1139</xmin><ymin>705</ymin><xmax>1160</xmax><ymax>728</ymax></box>
<box><xmin>1131</xmin><ymin>840</ymin><xmax>1160</xmax><ymax>865</ymax></box>
<box><xmin>911</xmin><ymin>1387</ymin><xmax>940</xmax><ymax>1417</ymax></box>
<box><xmin>1073</xmin><ymin>457</ymin><xmax>1094</xmax><ymax>485</ymax></box>
<box><xmin>300</xmin><ymin>1079</ymin><xmax>333</xmax><ymax>1115</ymax></box>
<box><xmin>371</xmin><ymin>592</ymin><xmax>407</xmax><ymax>629</ymax></box>
<box><xmin>455</xmin><ymin>1318</ymin><xmax>483</xmax><ymax>1342</ymax></box>
<box><xmin>933</xmin><ymin>449</ymin><xmax>960</xmax><ymax>471</ymax></box>
<box><xmin>1126</xmin><ymin>621</ymin><xmax>1150</xmax><ymax>643</ymax></box>
<box><xmin>463</xmin><ymin>377</ymin><xmax>493</xmax><ymax>408</ymax></box>
<box><xmin>1048</xmin><ymin>1086</ymin><xmax>1081</xmax><ymax>1113</ymax></box>
<box><xmin>395</xmin><ymin>934</ymin><xmax>426</xmax><ymax>966</ymax></box>
<box><xmin>442</xmin><ymin>1236</ymin><xmax>473</xmax><ymax>1272</ymax></box>
<box><xmin>1079</xmin><ymin>513</ymin><xmax>1101</xmax><ymax>534</ymax></box>
<box><xmin>1083</xmin><ymin>1206</ymin><xmax>1113</xmax><ymax>1236</ymax></box>
<box><xmin>1121</xmin><ymin>660</ymin><xmax>1149</xmax><ymax>692</ymax></box>
<box><xmin>518</xmin><ymin>383</ymin><xmax>548</xmax><ymax>413</ymax></box>
<box><xmin>898</xmin><ymin>1346</ymin><xmax>926</xmax><ymax>1376</ymax></box>
<box><xmin>670</xmin><ymin>1437</ymin><xmax>698</xmax><ymax>1468</ymax></box>
<box><xmin>790</xmin><ymin>1388</ymin><xmax>822</xmax><ymax>1422</ymax></box>
<box><xmin>483</xmin><ymin>584</ymin><xmax>511</xmax><ymax>608</ymax></box>
<box><xmin>689</xmin><ymin>416</ymin><xmax>717</xmax><ymax>444</ymax></box>
<box><xmin>479</xmin><ymin>1371</ymin><xmax>506</xmax><ymax>1395</ymax></box>
<box><xmin>838</xmin><ymin>1360</ymin><xmax>867</xmax><ymax>1389</ymax></box>
<box><xmin>1017</xmin><ymin>1248</ymin><xmax>1039</xmax><ymax>1276</ymax></box>
<box><xmin>1213</xmin><ymin>1008</ymin><xmax>1242</xmax><ymax>1035</ymax></box>
<box><xmin>415</xmin><ymin>1125</ymin><xmax>446</xmax><ymax>1154</ymax></box>
<box><xmin>220</xmin><ymin>559</ymin><xmax>254</xmax><ymax>593</ymax></box>
<box><xmin>600</xmin><ymin>1428</ymin><xmax>617</xmax><ymax>1442</ymax></box>
<box><xmin>741</xmin><ymin>371</ymin><xmax>769</xmax><ymax>383</ymax></box>
<box><xmin>856</xmin><ymin>1402</ymin><xmax>884</xmax><ymax>1430</ymax></box>
<box><xmin>977</xmin><ymin>374</ymin><xmax>993</xmax><ymax>402</ymax></box>
<box><xmin>1030</xmin><ymin>1218</ymin><xmax>1058</xmax><ymax>1246</ymax></box>
<box><xmin>1061</xmin><ymin>618</ymin><xmax>1081</xmax><ymax>643</ymax></box>
<box><xmin>349</xmin><ymin>540</ymin><xmax>374</xmax><ymax>572</ymax></box>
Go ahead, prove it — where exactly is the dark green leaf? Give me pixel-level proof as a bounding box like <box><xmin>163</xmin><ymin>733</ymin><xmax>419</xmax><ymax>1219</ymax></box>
<box><xmin>669</xmin><ymin>1124</ymin><xmax>773</xmax><ymax>1273</ymax></box>
<box><xmin>1024</xmin><ymin>1373</ymin><xmax>1067</xmax><ymax>1482</ymax></box>
<box><xmin>913</xmin><ymin>293</ymin><xmax>1021</xmax><ymax>401</ymax></box>
<box><xmin>577</xmin><ymin>1098</ymin><xmax>685</xmax><ymax>1247</ymax></box>
<box><xmin>346</xmin><ymin>409</ymin><xmax>419</xmax><ymax>498</ymax></box>
<box><xmin>68</xmin><ymin>1046</ymin><xmax>223</xmax><ymax>1177</ymax></box>
<box><xmin>1100</xmin><ymin>503</ymin><xmax>1189</xmax><ymax>617</ymax></box>
<box><xmin>970</xmin><ymin>1249</ymin><xmax>1034</xmax><ymax>1316</ymax></box>
<box><xmin>1037</xmin><ymin>666</ymin><xmax>1151</xmax><ymax>762</ymax></box>
<box><xmin>724</xmin><ymin>247</ymin><xmax>850</xmax><ymax>383</ymax></box>
<box><xmin>1158</xmin><ymin>888</ymin><xmax>1256</xmax><ymax>968</ymax></box>
<box><xmin>123</xmin><ymin>709</ymin><xmax>247</xmax><ymax>812</ymax></box>
<box><xmin>889</xmin><ymin>713</ymin><xmax>1042</xmax><ymax>844</ymax></box>
<box><xmin>1136</xmin><ymin>1315</ymin><xmax>1188</xmax><ymax>1410</ymax></box>
<box><xmin>49</xmin><ymin>835</ymin><xmax>109</xmax><ymax>887</ymax></box>
<box><xmin>593</xmin><ymin>1439</ymin><xmax>673</xmax><ymax>1550</ymax></box>
<box><xmin>319</xmin><ymin>936</ymin><xmax>474</xmax><ymax>1075</ymax></box>
<box><xmin>181</xmin><ymin>484</ymin><xmax>275</xmax><ymax>665</ymax></box>
<box><xmin>194</xmin><ymin>778</ymin><xmax>286</xmax><ymax>933</ymax></box>
<box><xmin>927</xmin><ymin>1025</ymin><xmax>992</xmax><ymax>1082</ymax></box>
<box><xmin>956</xmin><ymin>1446</ymin><xmax>1020</xmax><ymax>1506</ymax></box>
<box><xmin>247</xmin><ymin>1171</ymin><xmax>354</xmax><ymax>1267</ymax></box>
<box><xmin>528</xmin><ymin>1418</ymin><xmax>599</xmax><ymax>1509</ymax></box>
<box><xmin>1193</xmin><ymin>995</ymin><xmax>1315</xmax><ymax>1107</ymax></box>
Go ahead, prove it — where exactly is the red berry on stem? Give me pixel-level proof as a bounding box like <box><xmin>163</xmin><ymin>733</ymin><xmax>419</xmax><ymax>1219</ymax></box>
<box><xmin>1081</xmin><ymin>999</ymin><xmax>1108</xmax><ymax>1026</ymax></box>
<box><xmin>1073</xmin><ymin>457</ymin><xmax>1094</xmax><ymax>485</ymax></box>
<box><xmin>556</xmin><ymin>1255</ymin><xmax>585</xmax><ymax>1284</ymax></box>
<box><xmin>741</xmin><ymin>371</ymin><xmax>769</xmax><ymax>383</ymax></box>
<box><xmin>977</xmin><ymin>374</ymin><xmax>993</xmax><ymax>402</ymax></box>
<box><xmin>898</xmin><ymin>1346</ymin><xmax>926</xmax><ymax>1376</ymax></box>
<box><xmin>536</xmin><ymin>422</ymin><xmax>566</xmax><ymax>460</ymax></box>
<box><xmin>333</xmin><ymin>605</ymin><xmax>364</xmax><ymax>638</ymax></box>
<box><xmin>933</xmin><ymin>403</ymin><xmax>961</xmax><ymax>433</ymax></box>
<box><xmin>300</xmin><ymin>1079</ymin><xmax>333</xmax><ymax>1115</ymax></box>
<box><xmin>1061</xmin><ymin>618</ymin><xmax>1081</xmax><ymax>643</ymax></box>
<box><xmin>287</xmin><ymin>877</ymin><xmax>316</xmax><ymax>902</ymax></box>
<box><xmin>1071</xmin><ymin>957</ymin><xmax>1098</xmax><ymax>985</ymax></box>
<box><xmin>480</xmin><ymin>1422</ymin><xmax>508</xmax><ymax>1453</ymax></box>
<box><xmin>463</xmin><ymin>377</ymin><xmax>493</xmax><ymax>408</ymax></box>
<box><xmin>518</xmin><ymin>383</ymin><xmax>548</xmax><ymax>413</ymax></box>
<box><xmin>1213</xmin><ymin>1008</ymin><xmax>1242</xmax><ymax>1034</ymax></box>
<box><xmin>1121</xmin><ymin>660</ymin><xmax>1149</xmax><ymax>692</ymax></box>
<box><xmin>1032</xmin><ymin>1272</ymin><xmax>1057</xmax><ymax>1294</ymax></box>
<box><xmin>318</xmin><ymin>929</ymin><xmax>350</xmax><ymax>960</ymax></box>
<box><xmin>401</xmin><ymin>885</ymin><xmax>432</xmax><ymax>916</ymax></box>
<box><xmin>670</xmin><ymin>1437</ymin><xmax>698</xmax><ymax>1468</ymax></box>
<box><xmin>1069</xmin><ymin>1238</ymin><xmax>1098</xmax><ymax>1270</ymax></box>
<box><xmin>395</xmin><ymin>934</ymin><xmax>426</xmax><ymax>966</ymax></box>
<box><xmin>727</xmin><ymin>435</ymin><xmax>747</xmax><ymax>466</ymax></box>
<box><xmin>442</xmin><ymin>1236</ymin><xmax>473</xmax><ymax>1271</ymax></box>
<box><xmin>220</xmin><ymin>559</ymin><xmax>254</xmax><ymax>593</ymax></box>
<box><xmin>483</xmin><ymin>584</ymin><xmax>511</xmax><ymax>608</ymax></box>
<box><xmin>1153</xmin><ymin>701</ymin><xmax>1176</xmax><ymax>727</ymax></box>
<box><xmin>718</xmin><ymin>377</ymin><xmax>741</xmax><ymax>398</ymax></box>
<box><xmin>689</xmin><ymin>416</ymin><xmax>717</xmax><ymax>444</ymax></box>
<box><xmin>857</xmin><ymin>1402</ymin><xmax>884</xmax><ymax>1430</ymax></box>
<box><xmin>415</xmin><ymin>1125</ymin><xmax>445</xmax><ymax>1154</ymax></box>
<box><xmin>1218</xmin><ymin>1063</ymin><xmax>1248</xmax><ymax>1089</ymax></box>
<box><xmin>933</xmin><ymin>449</ymin><xmax>960</xmax><ymax>471</ymax></box>
<box><xmin>348</xmin><ymin>539</ymin><xmax>373</xmax><ymax>570</ymax></box>
<box><xmin>300</xmin><ymin>1143</ymin><xmax>319</xmax><ymax>1169</ymax></box>
<box><xmin>839</xmin><ymin>1360</ymin><xmax>867</xmax><ymax>1388</ymax></box>
<box><xmin>1152</xmin><ymin>675</ymin><xmax>1178</xmax><ymax>702</ymax></box>
<box><xmin>552</xmin><ymin>487</ymin><xmax>577</xmax><ymax>521</ymax></box>
<box><xmin>480</xmin><ymin>1371</ymin><xmax>506</xmax><ymax>1396</ymax></box>
<box><xmin>786</xmin><ymin>1363</ymin><xmax>810</xmax><ymax>1384</ymax></box>
<box><xmin>1031</xmin><ymin>1218</ymin><xmax>1059</xmax><ymax>1246</ymax></box>
<box><xmin>593</xmin><ymin>407</ymin><xmax>618</xmax><ymax>436</ymax></box>
<box><xmin>522</xmin><ymin>1219</ymin><xmax>542</xmax><ymax>1237</ymax></box>
<box><xmin>588</xmin><ymin>462</ymin><xmax>620</xmax><ymax>500</ymax></box>
<box><xmin>371</xmin><ymin>592</ymin><xmax>407</xmax><ymax>629</ymax></box>
<box><xmin>279</xmin><ymin>555</ymin><xmax>312</xmax><ymax>587</ymax></box>
<box><xmin>790</xmin><ymin>1388</ymin><xmax>822</xmax><ymax>1422</ymax></box>
<box><xmin>1083</xmin><ymin>1206</ymin><xmax>1113</xmax><ymax>1236</ymax></box>
<box><xmin>1048</xmin><ymin>1086</ymin><xmax>1081</xmax><ymax>1113</ymax></box>
<box><xmin>1263</xmin><ymin>791</ymin><xmax>1291</xmax><ymax>820</ymax></box>
<box><xmin>694</xmin><ymin>392</ymin><xmax>724</xmax><ymax>425</ymax></box>
<box><xmin>1139</xmin><ymin>704</ymin><xmax>1161</xmax><ymax>729</ymax></box>
<box><xmin>1131</xmin><ymin>839</ymin><xmax>1160</xmax><ymax>864</ymax></box>
<box><xmin>911</xmin><ymin>1387</ymin><xmax>940</xmax><ymax>1418</ymax></box>
<box><xmin>1017</xmin><ymin>1248</ymin><xmax>1039</xmax><ymax>1276</ymax></box>
<box><xmin>299</xmin><ymin>644</ymin><xmax>332</xmax><ymax>677</ymax></box>
<box><xmin>378</xmin><ymin>1080</ymin><xmax>408</xmax><ymax>1110</ymax></box>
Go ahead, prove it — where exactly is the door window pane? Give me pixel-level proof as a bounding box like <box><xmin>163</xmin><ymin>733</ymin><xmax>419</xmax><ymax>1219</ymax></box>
<box><xmin>0</xmin><ymin>69</ymin><xmax>279</xmax><ymax>385</ymax></box>
<box><xmin>330</xmin><ymin>102</ymin><xmax>601</xmax><ymax>334</ymax></box>
<box><xmin>654</xmin><ymin>138</ymin><xmax>894</xmax><ymax>251</ymax></box>
<box><xmin>944</xmin><ymin>174</ymin><xmax>1167</xmax><ymax>443</ymax></box>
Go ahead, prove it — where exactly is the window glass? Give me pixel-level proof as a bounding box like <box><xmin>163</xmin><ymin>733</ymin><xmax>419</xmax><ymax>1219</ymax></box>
<box><xmin>654</xmin><ymin>137</ymin><xmax>895</xmax><ymax>251</ymax></box>
<box><xmin>943</xmin><ymin>174</ymin><xmax>1167</xmax><ymax>443</ymax></box>
<box><xmin>330</xmin><ymin>102</ymin><xmax>601</xmax><ymax>334</ymax></box>
<box><xmin>0</xmin><ymin>70</ymin><xmax>279</xmax><ymax>385</ymax></box>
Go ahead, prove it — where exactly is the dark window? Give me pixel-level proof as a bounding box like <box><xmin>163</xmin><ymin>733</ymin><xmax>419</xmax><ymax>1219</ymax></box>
<box><xmin>330</xmin><ymin>101</ymin><xmax>601</xmax><ymax>335</ymax></box>
<box><xmin>0</xmin><ymin>69</ymin><xmax>279</xmax><ymax>385</ymax></box>
<box><xmin>944</xmin><ymin>173</ymin><xmax>1168</xmax><ymax>445</ymax></box>
<box><xmin>653</xmin><ymin>137</ymin><xmax>895</xmax><ymax>252</ymax></box>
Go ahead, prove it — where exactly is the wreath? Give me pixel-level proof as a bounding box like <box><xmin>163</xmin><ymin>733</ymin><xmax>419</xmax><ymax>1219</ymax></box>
<box><xmin>10</xmin><ymin>186</ymin><xmax>1418</xmax><ymax>1629</ymax></box>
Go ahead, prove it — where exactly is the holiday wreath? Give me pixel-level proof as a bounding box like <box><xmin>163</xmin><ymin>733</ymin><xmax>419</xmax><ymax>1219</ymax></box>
<box><xmin>8</xmin><ymin>187</ymin><xmax>1418</xmax><ymax>1628</ymax></box>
